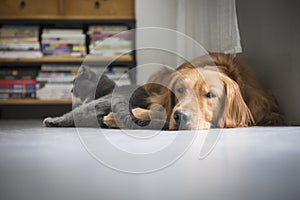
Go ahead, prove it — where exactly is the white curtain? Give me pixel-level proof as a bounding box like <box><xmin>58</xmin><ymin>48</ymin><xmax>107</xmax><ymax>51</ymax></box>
<box><xmin>177</xmin><ymin>0</ymin><xmax>242</xmax><ymax>60</ymax></box>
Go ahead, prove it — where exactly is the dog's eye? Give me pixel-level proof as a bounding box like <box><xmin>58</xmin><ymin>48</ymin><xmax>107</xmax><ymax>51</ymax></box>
<box><xmin>205</xmin><ymin>92</ymin><xmax>216</xmax><ymax>98</ymax></box>
<box><xmin>176</xmin><ymin>87</ymin><xmax>185</xmax><ymax>94</ymax></box>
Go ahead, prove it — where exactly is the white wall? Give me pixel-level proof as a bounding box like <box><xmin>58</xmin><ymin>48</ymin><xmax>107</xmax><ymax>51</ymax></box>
<box><xmin>135</xmin><ymin>0</ymin><xmax>177</xmax><ymax>84</ymax></box>
<box><xmin>237</xmin><ymin>0</ymin><xmax>300</xmax><ymax>125</ymax></box>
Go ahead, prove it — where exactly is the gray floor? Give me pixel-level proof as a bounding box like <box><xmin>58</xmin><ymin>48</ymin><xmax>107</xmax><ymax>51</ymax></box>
<box><xmin>0</xmin><ymin>120</ymin><xmax>300</xmax><ymax>200</ymax></box>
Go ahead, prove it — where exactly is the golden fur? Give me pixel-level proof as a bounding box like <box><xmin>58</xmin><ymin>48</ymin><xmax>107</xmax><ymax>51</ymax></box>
<box><xmin>104</xmin><ymin>53</ymin><xmax>284</xmax><ymax>129</ymax></box>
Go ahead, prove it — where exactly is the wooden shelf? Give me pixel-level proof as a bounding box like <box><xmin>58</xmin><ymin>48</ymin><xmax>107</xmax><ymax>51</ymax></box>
<box><xmin>0</xmin><ymin>55</ymin><xmax>133</xmax><ymax>63</ymax></box>
<box><xmin>0</xmin><ymin>16</ymin><xmax>135</xmax><ymax>20</ymax></box>
<box><xmin>0</xmin><ymin>99</ymin><xmax>72</xmax><ymax>105</ymax></box>
<box><xmin>1</xmin><ymin>15</ymin><xmax>135</xmax><ymax>20</ymax></box>
<box><xmin>0</xmin><ymin>0</ymin><xmax>134</xmax><ymax>20</ymax></box>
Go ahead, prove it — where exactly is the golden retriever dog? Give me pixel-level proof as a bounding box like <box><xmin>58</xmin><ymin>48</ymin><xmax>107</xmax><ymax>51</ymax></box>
<box><xmin>104</xmin><ymin>52</ymin><xmax>284</xmax><ymax>130</ymax></box>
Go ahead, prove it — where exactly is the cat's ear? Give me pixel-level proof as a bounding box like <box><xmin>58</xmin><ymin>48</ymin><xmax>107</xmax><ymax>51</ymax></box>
<box><xmin>78</xmin><ymin>65</ymin><xmax>92</xmax><ymax>79</ymax></box>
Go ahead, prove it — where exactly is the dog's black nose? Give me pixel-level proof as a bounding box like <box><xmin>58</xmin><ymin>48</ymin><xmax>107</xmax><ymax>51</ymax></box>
<box><xmin>173</xmin><ymin>109</ymin><xmax>192</xmax><ymax>125</ymax></box>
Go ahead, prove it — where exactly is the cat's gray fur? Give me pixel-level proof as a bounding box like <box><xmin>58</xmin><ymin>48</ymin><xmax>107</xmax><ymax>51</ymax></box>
<box><xmin>71</xmin><ymin>66</ymin><xmax>116</xmax><ymax>104</ymax></box>
<box><xmin>43</xmin><ymin>66</ymin><xmax>167</xmax><ymax>129</ymax></box>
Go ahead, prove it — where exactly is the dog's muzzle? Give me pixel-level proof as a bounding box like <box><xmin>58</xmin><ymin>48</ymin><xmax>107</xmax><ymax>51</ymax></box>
<box><xmin>173</xmin><ymin>109</ymin><xmax>192</xmax><ymax>129</ymax></box>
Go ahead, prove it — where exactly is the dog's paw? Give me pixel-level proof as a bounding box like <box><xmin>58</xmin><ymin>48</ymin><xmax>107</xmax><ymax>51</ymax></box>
<box><xmin>43</xmin><ymin>117</ymin><xmax>60</xmax><ymax>127</ymax></box>
<box><xmin>103</xmin><ymin>112</ymin><xmax>119</xmax><ymax>128</ymax></box>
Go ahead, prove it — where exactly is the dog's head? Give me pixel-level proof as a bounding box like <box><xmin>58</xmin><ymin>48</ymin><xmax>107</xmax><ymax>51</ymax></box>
<box><xmin>164</xmin><ymin>67</ymin><xmax>254</xmax><ymax>130</ymax></box>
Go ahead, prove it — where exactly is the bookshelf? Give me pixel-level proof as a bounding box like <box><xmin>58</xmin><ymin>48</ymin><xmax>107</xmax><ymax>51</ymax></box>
<box><xmin>0</xmin><ymin>0</ymin><xmax>136</xmax><ymax>118</ymax></box>
<box><xmin>0</xmin><ymin>55</ymin><xmax>133</xmax><ymax>63</ymax></box>
<box><xmin>0</xmin><ymin>99</ymin><xmax>72</xmax><ymax>105</ymax></box>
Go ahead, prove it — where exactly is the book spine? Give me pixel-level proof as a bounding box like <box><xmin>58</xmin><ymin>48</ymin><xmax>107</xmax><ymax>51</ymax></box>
<box><xmin>0</xmin><ymin>79</ymin><xmax>37</xmax><ymax>85</ymax></box>
<box><xmin>0</xmin><ymin>69</ymin><xmax>37</xmax><ymax>80</ymax></box>
<box><xmin>41</xmin><ymin>44</ymin><xmax>86</xmax><ymax>56</ymax></box>
<box><xmin>0</xmin><ymin>92</ymin><xmax>36</xmax><ymax>99</ymax></box>
<box><xmin>0</xmin><ymin>81</ymin><xmax>36</xmax><ymax>99</ymax></box>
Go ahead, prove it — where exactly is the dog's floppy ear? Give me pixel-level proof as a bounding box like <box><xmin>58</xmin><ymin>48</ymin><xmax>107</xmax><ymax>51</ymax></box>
<box><xmin>220</xmin><ymin>74</ymin><xmax>254</xmax><ymax>128</ymax></box>
<box><xmin>147</xmin><ymin>83</ymin><xmax>177</xmax><ymax>122</ymax></box>
<box><xmin>146</xmin><ymin>69</ymin><xmax>178</xmax><ymax>122</ymax></box>
<box><xmin>165</xmin><ymin>86</ymin><xmax>177</xmax><ymax>121</ymax></box>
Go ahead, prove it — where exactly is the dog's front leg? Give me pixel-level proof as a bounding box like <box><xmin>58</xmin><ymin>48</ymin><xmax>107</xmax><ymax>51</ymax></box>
<box><xmin>103</xmin><ymin>112</ymin><xmax>119</xmax><ymax>128</ymax></box>
<box><xmin>103</xmin><ymin>105</ymin><xmax>168</xmax><ymax>130</ymax></box>
<box><xmin>103</xmin><ymin>108</ymin><xmax>152</xmax><ymax>128</ymax></box>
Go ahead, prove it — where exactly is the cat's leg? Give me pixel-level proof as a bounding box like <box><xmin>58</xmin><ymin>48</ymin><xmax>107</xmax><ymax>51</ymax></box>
<box><xmin>43</xmin><ymin>111</ymin><xmax>75</xmax><ymax>127</ymax></box>
<box><xmin>44</xmin><ymin>95</ymin><xmax>112</xmax><ymax>127</ymax></box>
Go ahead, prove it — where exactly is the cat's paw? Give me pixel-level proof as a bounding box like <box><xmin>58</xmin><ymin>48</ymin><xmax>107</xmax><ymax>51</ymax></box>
<box><xmin>103</xmin><ymin>112</ymin><xmax>119</xmax><ymax>128</ymax></box>
<box><xmin>43</xmin><ymin>117</ymin><xmax>60</xmax><ymax>127</ymax></box>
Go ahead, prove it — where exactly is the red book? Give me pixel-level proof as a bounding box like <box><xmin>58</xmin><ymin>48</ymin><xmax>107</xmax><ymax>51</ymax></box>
<box><xmin>0</xmin><ymin>79</ymin><xmax>37</xmax><ymax>85</ymax></box>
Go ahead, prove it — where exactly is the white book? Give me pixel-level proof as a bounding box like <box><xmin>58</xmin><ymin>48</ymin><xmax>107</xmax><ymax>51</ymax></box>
<box><xmin>0</xmin><ymin>51</ymin><xmax>42</xmax><ymax>58</ymax></box>
<box><xmin>41</xmin><ymin>33</ymin><xmax>85</xmax><ymax>39</ymax></box>
<box><xmin>41</xmin><ymin>64</ymin><xmax>80</xmax><ymax>71</ymax></box>
<box><xmin>0</xmin><ymin>42</ymin><xmax>40</xmax><ymax>50</ymax></box>
<box><xmin>37</xmin><ymin>76</ymin><xmax>75</xmax><ymax>83</ymax></box>
<box><xmin>43</xmin><ymin>29</ymin><xmax>83</xmax><ymax>35</ymax></box>
<box><xmin>88</xmin><ymin>26</ymin><xmax>128</xmax><ymax>34</ymax></box>
<box><xmin>37</xmin><ymin>83</ymin><xmax>73</xmax><ymax>100</ymax></box>
<box><xmin>41</xmin><ymin>39</ymin><xmax>85</xmax><ymax>45</ymax></box>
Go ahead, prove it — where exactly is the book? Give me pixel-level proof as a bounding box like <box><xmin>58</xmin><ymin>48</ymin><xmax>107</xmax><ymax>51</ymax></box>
<box><xmin>0</xmin><ymin>38</ymin><xmax>38</xmax><ymax>43</ymax></box>
<box><xmin>0</xmin><ymin>25</ymin><xmax>42</xmax><ymax>58</ymax></box>
<box><xmin>41</xmin><ymin>64</ymin><xmax>79</xmax><ymax>72</ymax></box>
<box><xmin>0</xmin><ymin>92</ymin><xmax>36</xmax><ymax>99</ymax></box>
<box><xmin>37</xmin><ymin>71</ymin><xmax>76</xmax><ymax>83</ymax></box>
<box><xmin>88</xmin><ymin>25</ymin><xmax>128</xmax><ymax>34</ymax></box>
<box><xmin>0</xmin><ymin>68</ymin><xmax>37</xmax><ymax>80</ymax></box>
<box><xmin>36</xmin><ymin>64</ymin><xmax>79</xmax><ymax>100</ymax></box>
<box><xmin>41</xmin><ymin>38</ymin><xmax>85</xmax><ymax>45</ymax></box>
<box><xmin>90</xmin><ymin>66</ymin><xmax>131</xmax><ymax>86</ymax></box>
<box><xmin>0</xmin><ymin>51</ymin><xmax>42</xmax><ymax>58</ymax></box>
<box><xmin>41</xmin><ymin>28</ymin><xmax>86</xmax><ymax>57</ymax></box>
<box><xmin>41</xmin><ymin>34</ymin><xmax>85</xmax><ymax>39</ymax></box>
<box><xmin>0</xmin><ymin>25</ymin><xmax>39</xmax><ymax>38</ymax></box>
<box><xmin>0</xmin><ymin>79</ymin><xmax>37</xmax><ymax>99</ymax></box>
<box><xmin>0</xmin><ymin>79</ymin><xmax>37</xmax><ymax>85</ymax></box>
<box><xmin>89</xmin><ymin>33</ymin><xmax>131</xmax><ymax>40</ymax></box>
<box><xmin>41</xmin><ymin>43</ymin><xmax>86</xmax><ymax>57</ymax></box>
<box><xmin>0</xmin><ymin>84</ymin><xmax>36</xmax><ymax>93</ymax></box>
<box><xmin>88</xmin><ymin>25</ymin><xmax>132</xmax><ymax>56</ymax></box>
<box><xmin>0</xmin><ymin>42</ymin><xmax>40</xmax><ymax>50</ymax></box>
<box><xmin>42</xmin><ymin>28</ymin><xmax>83</xmax><ymax>35</ymax></box>
<box><xmin>36</xmin><ymin>83</ymin><xmax>72</xmax><ymax>100</ymax></box>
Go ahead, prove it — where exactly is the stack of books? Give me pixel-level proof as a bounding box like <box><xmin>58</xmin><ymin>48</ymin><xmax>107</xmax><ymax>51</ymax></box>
<box><xmin>36</xmin><ymin>64</ymin><xmax>78</xmax><ymax>100</ymax></box>
<box><xmin>0</xmin><ymin>68</ymin><xmax>37</xmax><ymax>99</ymax></box>
<box><xmin>106</xmin><ymin>67</ymin><xmax>131</xmax><ymax>86</ymax></box>
<box><xmin>41</xmin><ymin>29</ymin><xmax>86</xmax><ymax>57</ymax></box>
<box><xmin>91</xmin><ymin>66</ymin><xmax>132</xmax><ymax>86</ymax></box>
<box><xmin>88</xmin><ymin>25</ymin><xmax>132</xmax><ymax>56</ymax></box>
<box><xmin>0</xmin><ymin>25</ymin><xmax>42</xmax><ymax>58</ymax></box>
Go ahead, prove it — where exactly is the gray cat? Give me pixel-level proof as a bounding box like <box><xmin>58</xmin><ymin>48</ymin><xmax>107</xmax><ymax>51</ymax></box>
<box><xmin>71</xmin><ymin>65</ymin><xmax>116</xmax><ymax>104</ymax></box>
<box><xmin>43</xmin><ymin>66</ymin><xmax>168</xmax><ymax>129</ymax></box>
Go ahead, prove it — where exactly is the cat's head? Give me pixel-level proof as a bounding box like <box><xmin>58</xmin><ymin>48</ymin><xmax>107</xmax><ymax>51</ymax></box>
<box><xmin>71</xmin><ymin>65</ymin><xmax>116</xmax><ymax>103</ymax></box>
<box><xmin>71</xmin><ymin>65</ymin><xmax>98</xmax><ymax>103</ymax></box>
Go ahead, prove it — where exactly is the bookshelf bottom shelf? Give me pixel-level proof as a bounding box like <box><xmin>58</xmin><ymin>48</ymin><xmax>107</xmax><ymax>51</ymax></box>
<box><xmin>0</xmin><ymin>99</ymin><xmax>72</xmax><ymax>105</ymax></box>
<box><xmin>0</xmin><ymin>102</ymin><xmax>72</xmax><ymax>119</ymax></box>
